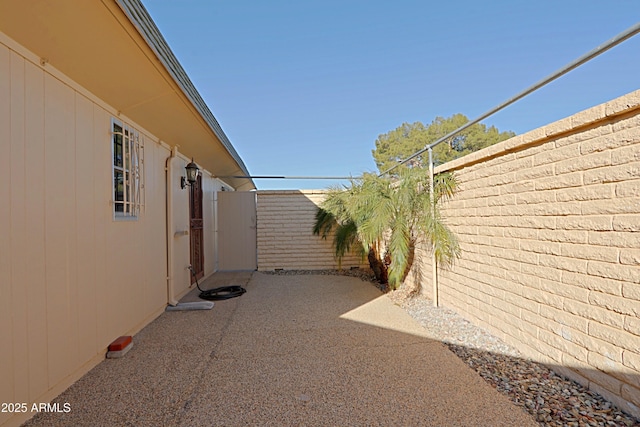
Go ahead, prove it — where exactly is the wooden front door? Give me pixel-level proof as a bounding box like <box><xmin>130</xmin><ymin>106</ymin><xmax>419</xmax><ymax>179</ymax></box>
<box><xmin>189</xmin><ymin>174</ymin><xmax>204</xmax><ymax>282</ymax></box>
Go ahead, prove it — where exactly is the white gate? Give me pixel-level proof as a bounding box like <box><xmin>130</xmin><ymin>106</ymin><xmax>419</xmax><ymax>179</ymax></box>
<box><xmin>217</xmin><ymin>191</ymin><xmax>257</xmax><ymax>271</ymax></box>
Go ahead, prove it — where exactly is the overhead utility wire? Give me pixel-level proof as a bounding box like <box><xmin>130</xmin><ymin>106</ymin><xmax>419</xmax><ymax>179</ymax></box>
<box><xmin>379</xmin><ymin>22</ymin><xmax>640</xmax><ymax>178</ymax></box>
<box><xmin>220</xmin><ymin>175</ymin><xmax>359</xmax><ymax>180</ymax></box>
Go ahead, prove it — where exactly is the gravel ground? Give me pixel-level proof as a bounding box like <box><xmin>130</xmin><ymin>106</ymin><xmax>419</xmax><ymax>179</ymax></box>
<box><xmin>266</xmin><ymin>270</ymin><xmax>640</xmax><ymax>427</ymax></box>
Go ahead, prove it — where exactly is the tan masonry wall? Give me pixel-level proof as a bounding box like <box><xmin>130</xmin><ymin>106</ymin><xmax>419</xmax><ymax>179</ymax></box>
<box><xmin>410</xmin><ymin>90</ymin><xmax>640</xmax><ymax>417</ymax></box>
<box><xmin>256</xmin><ymin>190</ymin><xmax>369</xmax><ymax>271</ymax></box>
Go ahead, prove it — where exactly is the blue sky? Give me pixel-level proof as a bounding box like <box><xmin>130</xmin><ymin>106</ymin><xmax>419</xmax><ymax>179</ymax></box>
<box><xmin>143</xmin><ymin>1</ymin><xmax>640</xmax><ymax>190</ymax></box>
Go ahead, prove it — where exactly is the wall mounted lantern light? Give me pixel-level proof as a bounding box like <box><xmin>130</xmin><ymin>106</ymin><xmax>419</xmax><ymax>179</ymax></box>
<box><xmin>181</xmin><ymin>158</ymin><xmax>200</xmax><ymax>189</ymax></box>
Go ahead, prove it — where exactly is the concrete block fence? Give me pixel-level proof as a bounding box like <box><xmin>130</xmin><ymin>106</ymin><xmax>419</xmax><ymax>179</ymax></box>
<box><xmin>408</xmin><ymin>89</ymin><xmax>640</xmax><ymax>417</ymax></box>
<box><xmin>256</xmin><ymin>190</ymin><xmax>369</xmax><ymax>271</ymax></box>
<box><xmin>255</xmin><ymin>90</ymin><xmax>640</xmax><ymax>417</ymax></box>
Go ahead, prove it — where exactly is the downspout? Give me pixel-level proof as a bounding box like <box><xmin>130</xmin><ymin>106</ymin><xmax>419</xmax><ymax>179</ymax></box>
<box><xmin>213</xmin><ymin>188</ymin><xmax>219</xmax><ymax>272</ymax></box>
<box><xmin>165</xmin><ymin>146</ymin><xmax>179</xmax><ymax>306</ymax></box>
<box><xmin>428</xmin><ymin>147</ymin><xmax>438</xmax><ymax>308</ymax></box>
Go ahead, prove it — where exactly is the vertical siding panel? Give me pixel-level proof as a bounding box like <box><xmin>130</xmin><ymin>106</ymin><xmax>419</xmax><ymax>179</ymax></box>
<box><xmin>142</xmin><ymin>141</ymin><xmax>154</xmax><ymax>314</ymax></box>
<box><xmin>66</xmin><ymin>88</ymin><xmax>79</xmax><ymax>371</ymax></box>
<box><xmin>0</xmin><ymin>42</ymin><xmax>14</xmax><ymax>425</ymax></box>
<box><xmin>130</xmin><ymin>189</ymin><xmax>141</xmax><ymax>329</ymax></box>
<box><xmin>152</xmin><ymin>144</ymin><xmax>169</xmax><ymax>309</ymax></box>
<box><xmin>93</xmin><ymin>106</ymin><xmax>110</xmax><ymax>349</ymax></box>
<box><xmin>130</xmin><ymin>214</ymin><xmax>143</xmax><ymax>329</ymax></box>
<box><xmin>104</xmin><ymin>128</ymin><xmax>124</xmax><ymax>339</ymax></box>
<box><xmin>24</xmin><ymin>60</ymin><xmax>48</xmax><ymax>401</ymax></box>
<box><xmin>142</xmin><ymin>142</ymin><xmax>168</xmax><ymax>313</ymax></box>
<box><xmin>125</xmin><ymin>222</ymin><xmax>139</xmax><ymax>331</ymax></box>
<box><xmin>131</xmin><ymin>223</ymin><xmax>141</xmax><ymax>328</ymax></box>
<box><xmin>140</xmin><ymin>143</ymin><xmax>150</xmax><ymax>314</ymax></box>
<box><xmin>113</xmin><ymin>209</ymin><xmax>128</xmax><ymax>327</ymax></box>
<box><xmin>172</xmin><ymin>159</ymin><xmax>191</xmax><ymax>297</ymax></box>
<box><xmin>10</xmin><ymin>50</ymin><xmax>29</xmax><ymax>404</ymax></box>
<box><xmin>44</xmin><ymin>74</ymin><xmax>72</xmax><ymax>387</ymax></box>
<box><xmin>74</xmin><ymin>93</ymin><xmax>97</xmax><ymax>363</ymax></box>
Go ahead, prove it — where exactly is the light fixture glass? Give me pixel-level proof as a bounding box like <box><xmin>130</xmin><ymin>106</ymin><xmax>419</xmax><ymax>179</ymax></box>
<box><xmin>181</xmin><ymin>158</ymin><xmax>200</xmax><ymax>189</ymax></box>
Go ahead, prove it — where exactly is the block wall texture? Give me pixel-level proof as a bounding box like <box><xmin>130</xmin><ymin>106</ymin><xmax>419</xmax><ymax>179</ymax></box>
<box><xmin>413</xmin><ymin>90</ymin><xmax>640</xmax><ymax>417</ymax></box>
<box><xmin>256</xmin><ymin>190</ymin><xmax>369</xmax><ymax>271</ymax></box>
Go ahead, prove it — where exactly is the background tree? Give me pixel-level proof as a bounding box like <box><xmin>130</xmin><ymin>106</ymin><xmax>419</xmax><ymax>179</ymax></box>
<box><xmin>372</xmin><ymin>113</ymin><xmax>515</xmax><ymax>173</ymax></box>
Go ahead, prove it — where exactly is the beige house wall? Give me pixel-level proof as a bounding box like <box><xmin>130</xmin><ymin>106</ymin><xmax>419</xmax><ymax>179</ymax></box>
<box><xmin>0</xmin><ymin>32</ymin><xmax>227</xmax><ymax>427</ymax></box>
<box><xmin>167</xmin><ymin>155</ymin><xmax>228</xmax><ymax>298</ymax></box>
<box><xmin>407</xmin><ymin>90</ymin><xmax>640</xmax><ymax>417</ymax></box>
<box><xmin>257</xmin><ymin>191</ymin><xmax>369</xmax><ymax>271</ymax></box>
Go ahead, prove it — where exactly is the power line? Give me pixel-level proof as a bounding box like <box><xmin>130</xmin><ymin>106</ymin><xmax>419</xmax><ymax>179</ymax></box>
<box><xmin>379</xmin><ymin>22</ymin><xmax>640</xmax><ymax>177</ymax></box>
<box><xmin>219</xmin><ymin>175</ymin><xmax>360</xmax><ymax>180</ymax></box>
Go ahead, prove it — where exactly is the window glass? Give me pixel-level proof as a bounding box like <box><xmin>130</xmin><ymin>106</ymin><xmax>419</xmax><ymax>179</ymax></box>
<box><xmin>112</xmin><ymin>119</ymin><xmax>144</xmax><ymax>219</ymax></box>
<box><xmin>113</xmin><ymin>124</ymin><xmax>123</xmax><ymax>168</ymax></box>
<box><xmin>114</xmin><ymin>170</ymin><xmax>124</xmax><ymax>212</ymax></box>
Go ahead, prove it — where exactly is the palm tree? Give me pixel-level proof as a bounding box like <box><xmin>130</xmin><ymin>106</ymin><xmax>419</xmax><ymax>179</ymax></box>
<box><xmin>313</xmin><ymin>167</ymin><xmax>459</xmax><ymax>290</ymax></box>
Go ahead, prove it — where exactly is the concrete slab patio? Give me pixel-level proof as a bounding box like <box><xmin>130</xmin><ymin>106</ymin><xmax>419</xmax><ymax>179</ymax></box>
<box><xmin>23</xmin><ymin>272</ymin><xmax>537</xmax><ymax>426</ymax></box>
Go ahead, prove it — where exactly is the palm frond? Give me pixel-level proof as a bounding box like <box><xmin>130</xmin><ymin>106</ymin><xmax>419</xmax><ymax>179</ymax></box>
<box><xmin>333</xmin><ymin>220</ymin><xmax>360</xmax><ymax>259</ymax></box>
<box><xmin>433</xmin><ymin>172</ymin><xmax>458</xmax><ymax>202</ymax></box>
<box><xmin>312</xmin><ymin>167</ymin><xmax>460</xmax><ymax>288</ymax></box>
<box><xmin>313</xmin><ymin>208</ymin><xmax>336</xmax><ymax>239</ymax></box>
<box><xmin>387</xmin><ymin>215</ymin><xmax>411</xmax><ymax>288</ymax></box>
<box><xmin>420</xmin><ymin>206</ymin><xmax>460</xmax><ymax>266</ymax></box>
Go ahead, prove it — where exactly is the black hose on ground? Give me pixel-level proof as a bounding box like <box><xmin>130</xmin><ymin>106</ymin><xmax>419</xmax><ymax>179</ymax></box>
<box><xmin>198</xmin><ymin>285</ymin><xmax>247</xmax><ymax>301</ymax></box>
<box><xmin>188</xmin><ymin>266</ymin><xmax>247</xmax><ymax>301</ymax></box>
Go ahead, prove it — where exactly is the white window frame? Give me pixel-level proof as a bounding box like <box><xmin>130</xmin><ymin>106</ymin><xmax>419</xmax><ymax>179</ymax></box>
<box><xmin>111</xmin><ymin>118</ymin><xmax>144</xmax><ymax>220</ymax></box>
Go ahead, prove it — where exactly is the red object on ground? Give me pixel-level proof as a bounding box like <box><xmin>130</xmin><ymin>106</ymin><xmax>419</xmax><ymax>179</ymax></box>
<box><xmin>108</xmin><ymin>336</ymin><xmax>132</xmax><ymax>352</ymax></box>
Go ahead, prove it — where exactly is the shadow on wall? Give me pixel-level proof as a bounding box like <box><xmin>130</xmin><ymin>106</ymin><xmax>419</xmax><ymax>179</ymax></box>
<box><xmin>403</xmin><ymin>243</ymin><xmax>429</xmax><ymax>295</ymax></box>
<box><xmin>256</xmin><ymin>190</ymin><xmax>369</xmax><ymax>271</ymax></box>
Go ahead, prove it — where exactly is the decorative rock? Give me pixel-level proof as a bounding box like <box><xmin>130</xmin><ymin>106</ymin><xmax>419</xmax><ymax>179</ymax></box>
<box><xmin>399</xmin><ymin>294</ymin><xmax>640</xmax><ymax>427</ymax></box>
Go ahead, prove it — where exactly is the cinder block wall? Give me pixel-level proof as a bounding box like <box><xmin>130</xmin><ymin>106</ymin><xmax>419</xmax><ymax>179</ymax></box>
<box><xmin>256</xmin><ymin>190</ymin><xmax>369</xmax><ymax>271</ymax></box>
<box><xmin>413</xmin><ymin>90</ymin><xmax>640</xmax><ymax>417</ymax></box>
